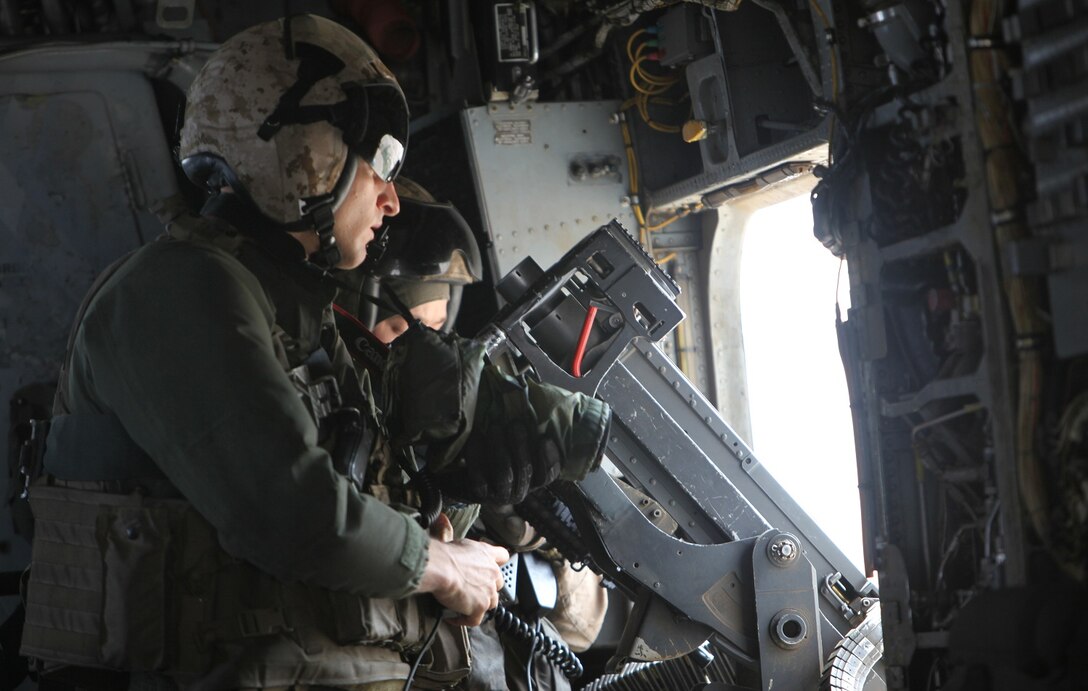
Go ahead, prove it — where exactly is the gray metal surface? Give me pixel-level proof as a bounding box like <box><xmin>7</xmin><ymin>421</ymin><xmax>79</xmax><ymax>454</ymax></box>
<box><xmin>0</xmin><ymin>41</ymin><xmax>188</xmax><ymax>616</ymax></box>
<box><xmin>460</xmin><ymin>100</ymin><xmax>639</xmax><ymax>279</ymax></box>
<box><xmin>489</xmin><ymin>221</ymin><xmax>881</xmax><ymax>688</ymax></box>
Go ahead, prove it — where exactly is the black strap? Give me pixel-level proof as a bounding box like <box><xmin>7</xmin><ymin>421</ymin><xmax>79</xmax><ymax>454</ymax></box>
<box><xmin>258</xmin><ymin>41</ymin><xmax>350</xmax><ymax>141</ymax></box>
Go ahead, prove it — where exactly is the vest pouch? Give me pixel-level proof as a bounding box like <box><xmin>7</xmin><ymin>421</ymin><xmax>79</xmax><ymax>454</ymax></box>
<box><xmin>21</xmin><ymin>485</ymin><xmax>211</xmax><ymax>674</ymax></box>
<box><xmin>410</xmin><ymin>621</ymin><xmax>472</xmax><ymax>690</ymax></box>
<box><xmin>98</xmin><ymin>502</ymin><xmax>172</xmax><ymax>668</ymax></box>
<box><xmin>326</xmin><ymin>590</ymin><xmax>429</xmax><ymax>651</ymax></box>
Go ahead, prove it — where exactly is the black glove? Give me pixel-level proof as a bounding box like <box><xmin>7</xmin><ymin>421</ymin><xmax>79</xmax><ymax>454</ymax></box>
<box><xmin>433</xmin><ymin>367</ymin><xmax>611</xmax><ymax>505</ymax></box>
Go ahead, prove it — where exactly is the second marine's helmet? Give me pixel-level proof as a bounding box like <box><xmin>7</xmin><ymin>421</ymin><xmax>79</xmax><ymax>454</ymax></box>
<box><xmin>365</xmin><ymin>177</ymin><xmax>484</xmax><ymax>284</ymax></box>
<box><xmin>179</xmin><ymin>14</ymin><xmax>407</xmax><ymax>266</ymax></box>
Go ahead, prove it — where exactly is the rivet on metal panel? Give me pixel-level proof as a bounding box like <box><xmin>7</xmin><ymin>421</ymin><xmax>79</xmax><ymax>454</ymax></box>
<box><xmin>653</xmin><ymin>582</ymin><xmax>662</xmax><ymax>589</ymax></box>
<box><xmin>544</xmin><ymin>224</ymin><xmax>551</xmax><ymax>231</ymax></box>
<box><xmin>629</xmin><ymin>457</ymin><xmax>638</xmax><ymax>464</ymax></box>
<box><xmin>659</xmin><ymin>366</ymin><xmax>667</xmax><ymax>374</ymax></box>
<box><xmin>649</xmin><ymin>478</ymin><xmax>657</xmax><ymax>485</ymax></box>
<box><xmin>672</xmin><ymin>382</ymin><xmax>681</xmax><ymax>390</ymax></box>
<box><xmin>575</xmin><ymin>218</ymin><xmax>582</xmax><ymax>224</ymax></box>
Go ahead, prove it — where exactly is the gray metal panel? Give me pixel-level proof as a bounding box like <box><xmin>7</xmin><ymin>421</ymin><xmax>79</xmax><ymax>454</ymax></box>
<box><xmin>461</xmin><ymin>100</ymin><xmax>639</xmax><ymax>279</ymax></box>
<box><xmin>0</xmin><ymin>47</ymin><xmax>182</xmax><ymax>591</ymax></box>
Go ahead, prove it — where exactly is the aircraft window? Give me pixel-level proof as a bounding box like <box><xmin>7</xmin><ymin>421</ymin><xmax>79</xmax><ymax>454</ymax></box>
<box><xmin>739</xmin><ymin>193</ymin><xmax>865</xmax><ymax>572</ymax></box>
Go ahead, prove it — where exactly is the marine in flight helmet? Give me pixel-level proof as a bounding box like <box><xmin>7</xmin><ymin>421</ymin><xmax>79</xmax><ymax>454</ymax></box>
<box><xmin>179</xmin><ymin>14</ymin><xmax>408</xmax><ymax>268</ymax></box>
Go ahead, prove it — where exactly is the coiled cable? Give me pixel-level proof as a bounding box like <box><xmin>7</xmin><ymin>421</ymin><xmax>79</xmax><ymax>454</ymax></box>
<box><xmin>489</xmin><ymin>604</ymin><xmax>584</xmax><ymax>680</ymax></box>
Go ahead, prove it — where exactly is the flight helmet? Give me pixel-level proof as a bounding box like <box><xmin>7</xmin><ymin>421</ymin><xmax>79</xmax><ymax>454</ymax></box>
<box><xmin>179</xmin><ymin>14</ymin><xmax>408</xmax><ymax>267</ymax></box>
<box><xmin>366</xmin><ymin>177</ymin><xmax>483</xmax><ymax>284</ymax></box>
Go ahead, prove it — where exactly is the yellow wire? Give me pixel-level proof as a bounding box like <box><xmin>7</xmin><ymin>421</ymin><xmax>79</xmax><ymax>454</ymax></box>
<box><xmin>632</xmin><ymin>55</ymin><xmax>677</xmax><ymax>87</ymax></box>
<box><xmin>655</xmin><ymin>252</ymin><xmax>677</xmax><ymax>265</ymax></box>
<box><xmin>625</xmin><ymin>28</ymin><xmax>647</xmax><ymax>63</ymax></box>
<box><xmin>629</xmin><ymin>61</ymin><xmax>672</xmax><ymax>95</ymax></box>
<box><xmin>645</xmin><ymin>203</ymin><xmax>705</xmax><ymax>231</ymax></box>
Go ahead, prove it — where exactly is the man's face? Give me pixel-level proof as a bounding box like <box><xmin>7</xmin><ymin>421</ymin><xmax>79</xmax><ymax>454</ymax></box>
<box><xmin>372</xmin><ymin>298</ymin><xmax>449</xmax><ymax>343</ymax></box>
<box><xmin>332</xmin><ymin>159</ymin><xmax>401</xmax><ymax>270</ymax></box>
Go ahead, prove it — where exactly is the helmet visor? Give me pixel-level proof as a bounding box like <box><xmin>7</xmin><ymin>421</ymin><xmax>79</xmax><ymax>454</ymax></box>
<box><xmin>344</xmin><ymin>81</ymin><xmax>408</xmax><ymax>183</ymax></box>
<box><xmin>368</xmin><ymin>197</ymin><xmax>483</xmax><ymax>283</ymax></box>
<box><xmin>367</xmin><ymin>133</ymin><xmax>405</xmax><ymax>183</ymax></box>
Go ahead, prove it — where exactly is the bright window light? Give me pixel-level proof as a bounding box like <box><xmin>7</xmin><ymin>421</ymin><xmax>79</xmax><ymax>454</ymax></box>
<box><xmin>740</xmin><ymin>193</ymin><xmax>864</xmax><ymax>571</ymax></box>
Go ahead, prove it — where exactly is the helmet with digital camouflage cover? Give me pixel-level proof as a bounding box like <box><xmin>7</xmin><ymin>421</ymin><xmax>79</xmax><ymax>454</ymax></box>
<box><xmin>179</xmin><ymin>14</ymin><xmax>408</xmax><ymax>267</ymax></box>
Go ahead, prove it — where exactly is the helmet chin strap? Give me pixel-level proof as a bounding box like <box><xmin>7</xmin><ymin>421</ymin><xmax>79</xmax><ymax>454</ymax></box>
<box><xmin>299</xmin><ymin>154</ymin><xmax>359</xmax><ymax>270</ymax></box>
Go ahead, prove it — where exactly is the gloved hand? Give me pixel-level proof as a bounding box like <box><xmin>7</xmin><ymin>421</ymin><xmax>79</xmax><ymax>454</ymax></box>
<box><xmin>382</xmin><ymin>325</ymin><xmax>611</xmax><ymax>504</ymax></box>
<box><xmin>433</xmin><ymin>367</ymin><xmax>611</xmax><ymax>505</ymax></box>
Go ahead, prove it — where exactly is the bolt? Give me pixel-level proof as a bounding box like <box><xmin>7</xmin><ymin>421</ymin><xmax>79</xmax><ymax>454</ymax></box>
<box><xmin>125</xmin><ymin>525</ymin><xmax>141</xmax><ymax>540</ymax></box>
<box><xmin>652</xmin><ymin>509</ymin><xmax>663</xmax><ymax>518</ymax></box>
<box><xmin>620</xmin><ymin>196</ymin><xmax>631</xmax><ymax>207</ymax></box>
<box><xmin>653</xmin><ymin>581</ymin><xmax>661</xmax><ymax>589</ymax></box>
<box><xmin>608</xmin><ymin>112</ymin><xmax>622</xmax><ymax>125</ymax></box>
<box><xmin>770</xmin><ymin>610</ymin><xmax>808</xmax><ymax>649</ymax></box>
<box><xmin>768</xmin><ymin>534</ymin><xmax>800</xmax><ymax>566</ymax></box>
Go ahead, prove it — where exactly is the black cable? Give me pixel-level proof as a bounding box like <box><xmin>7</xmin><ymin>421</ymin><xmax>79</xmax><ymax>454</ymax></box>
<box><xmin>489</xmin><ymin>604</ymin><xmax>584</xmax><ymax>680</ymax></box>
<box><xmin>401</xmin><ymin>613</ymin><xmax>444</xmax><ymax>691</ymax></box>
<box><xmin>526</xmin><ymin>626</ymin><xmax>539</xmax><ymax>691</ymax></box>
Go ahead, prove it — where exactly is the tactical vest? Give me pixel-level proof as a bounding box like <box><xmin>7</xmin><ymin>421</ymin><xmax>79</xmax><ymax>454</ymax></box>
<box><xmin>19</xmin><ymin>220</ymin><xmax>470</xmax><ymax>689</ymax></box>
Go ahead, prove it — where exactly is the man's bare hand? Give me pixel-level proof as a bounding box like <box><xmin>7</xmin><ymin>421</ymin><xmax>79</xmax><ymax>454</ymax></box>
<box><xmin>416</xmin><ymin>537</ymin><xmax>509</xmax><ymax>626</ymax></box>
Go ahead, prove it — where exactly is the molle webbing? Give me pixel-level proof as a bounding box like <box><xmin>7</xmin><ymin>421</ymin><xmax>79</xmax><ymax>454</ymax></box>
<box><xmin>20</xmin><ymin>484</ymin><xmax>457</xmax><ymax>679</ymax></box>
<box><xmin>20</xmin><ymin>486</ymin><xmax>202</xmax><ymax>671</ymax></box>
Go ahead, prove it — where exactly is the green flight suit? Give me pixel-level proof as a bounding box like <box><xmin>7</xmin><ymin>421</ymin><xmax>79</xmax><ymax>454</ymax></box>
<box><xmin>20</xmin><ymin>213</ymin><xmax>454</xmax><ymax>688</ymax></box>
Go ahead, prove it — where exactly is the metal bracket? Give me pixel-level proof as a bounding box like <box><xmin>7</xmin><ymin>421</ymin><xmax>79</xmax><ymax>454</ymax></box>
<box><xmin>753</xmin><ymin>532</ymin><xmax>825</xmax><ymax>689</ymax></box>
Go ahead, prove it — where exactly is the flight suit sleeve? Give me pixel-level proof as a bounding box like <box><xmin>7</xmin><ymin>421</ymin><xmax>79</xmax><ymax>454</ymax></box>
<box><xmin>72</xmin><ymin>241</ymin><xmax>428</xmax><ymax>599</ymax></box>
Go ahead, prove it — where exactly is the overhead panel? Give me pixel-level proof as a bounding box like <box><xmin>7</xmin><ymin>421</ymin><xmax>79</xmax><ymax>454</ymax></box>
<box><xmin>461</xmin><ymin>100</ymin><xmax>638</xmax><ymax>279</ymax></box>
